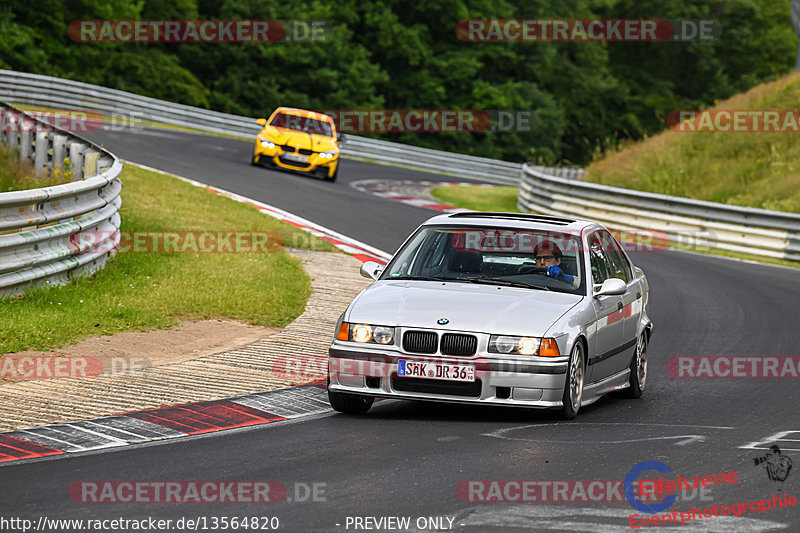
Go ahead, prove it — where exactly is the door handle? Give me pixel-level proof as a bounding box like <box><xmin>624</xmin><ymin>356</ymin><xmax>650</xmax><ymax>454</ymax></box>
<box><xmin>636</xmin><ymin>291</ymin><xmax>641</xmax><ymax>299</ymax></box>
<box><xmin>617</xmin><ymin>302</ymin><xmax>624</xmax><ymax>311</ymax></box>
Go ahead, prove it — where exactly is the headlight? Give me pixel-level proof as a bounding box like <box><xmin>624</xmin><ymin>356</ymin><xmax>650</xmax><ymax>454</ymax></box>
<box><xmin>319</xmin><ymin>151</ymin><xmax>337</xmax><ymax>159</ymax></box>
<box><xmin>336</xmin><ymin>322</ymin><xmax>394</xmax><ymax>345</ymax></box>
<box><xmin>259</xmin><ymin>138</ymin><xmax>275</xmax><ymax>149</ymax></box>
<box><xmin>489</xmin><ymin>335</ymin><xmax>560</xmax><ymax>356</ymax></box>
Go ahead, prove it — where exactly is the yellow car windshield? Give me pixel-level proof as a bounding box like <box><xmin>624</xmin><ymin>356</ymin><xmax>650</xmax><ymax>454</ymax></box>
<box><xmin>270</xmin><ymin>113</ymin><xmax>333</xmax><ymax>137</ymax></box>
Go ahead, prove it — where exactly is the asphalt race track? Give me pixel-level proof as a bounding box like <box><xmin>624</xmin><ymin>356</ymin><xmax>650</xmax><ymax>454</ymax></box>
<box><xmin>2</xmin><ymin>127</ymin><xmax>799</xmax><ymax>532</ymax></box>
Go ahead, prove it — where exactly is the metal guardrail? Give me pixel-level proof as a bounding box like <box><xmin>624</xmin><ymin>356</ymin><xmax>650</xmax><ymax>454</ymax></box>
<box><xmin>519</xmin><ymin>164</ymin><xmax>800</xmax><ymax>262</ymax></box>
<box><xmin>341</xmin><ymin>135</ymin><xmax>522</xmax><ymax>184</ymax></box>
<box><xmin>2</xmin><ymin>69</ymin><xmax>797</xmax><ymax>262</ymax></box>
<box><xmin>0</xmin><ymin>101</ymin><xmax>123</xmax><ymax>295</ymax></box>
<box><xmin>0</xmin><ymin>70</ymin><xmax>538</xmax><ymax>186</ymax></box>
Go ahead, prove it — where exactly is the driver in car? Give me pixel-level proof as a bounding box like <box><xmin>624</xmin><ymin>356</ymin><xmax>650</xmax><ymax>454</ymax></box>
<box><xmin>533</xmin><ymin>240</ymin><xmax>579</xmax><ymax>289</ymax></box>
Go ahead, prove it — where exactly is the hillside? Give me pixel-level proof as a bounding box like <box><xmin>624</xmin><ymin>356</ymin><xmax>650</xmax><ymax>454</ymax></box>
<box><xmin>586</xmin><ymin>72</ymin><xmax>800</xmax><ymax>213</ymax></box>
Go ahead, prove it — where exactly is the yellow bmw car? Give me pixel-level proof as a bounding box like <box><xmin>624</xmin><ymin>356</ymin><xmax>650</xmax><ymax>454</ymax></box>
<box><xmin>252</xmin><ymin>107</ymin><xmax>341</xmax><ymax>182</ymax></box>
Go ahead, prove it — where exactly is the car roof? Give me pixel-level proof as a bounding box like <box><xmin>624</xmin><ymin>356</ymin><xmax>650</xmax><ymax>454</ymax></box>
<box><xmin>422</xmin><ymin>212</ymin><xmax>600</xmax><ymax>234</ymax></box>
<box><xmin>271</xmin><ymin>107</ymin><xmax>334</xmax><ymax>123</ymax></box>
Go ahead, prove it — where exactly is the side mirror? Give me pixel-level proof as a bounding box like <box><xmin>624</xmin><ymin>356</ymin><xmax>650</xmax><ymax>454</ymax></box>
<box><xmin>337</xmin><ymin>133</ymin><xmax>345</xmax><ymax>144</ymax></box>
<box><xmin>593</xmin><ymin>278</ymin><xmax>626</xmax><ymax>297</ymax></box>
<box><xmin>359</xmin><ymin>261</ymin><xmax>384</xmax><ymax>281</ymax></box>
<box><xmin>256</xmin><ymin>118</ymin><xmax>267</xmax><ymax>126</ymax></box>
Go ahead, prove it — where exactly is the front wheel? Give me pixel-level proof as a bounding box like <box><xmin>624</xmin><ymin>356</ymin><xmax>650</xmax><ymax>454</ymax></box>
<box><xmin>328</xmin><ymin>390</ymin><xmax>373</xmax><ymax>414</ymax></box>
<box><xmin>559</xmin><ymin>342</ymin><xmax>585</xmax><ymax>419</ymax></box>
<box><xmin>622</xmin><ymin>332</ymin><xmax>647</xmax><ymax>398</ymax></box>
<box><xmin>327</xmin><ymin>163</ymin><xmax>339</xmax><ymax>182</ymax></box>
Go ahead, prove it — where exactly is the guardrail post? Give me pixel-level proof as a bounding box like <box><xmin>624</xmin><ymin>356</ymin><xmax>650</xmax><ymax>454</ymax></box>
<box><xmin>83</xmin><ymin>149</ymin><xmax>99</xmax><ymax>178</ymax></box>
<box><xmin>33</xmin><ymin>130</ymin><xmax>50</xmax><ymax>174</ymax></box>
<box><xmin>53</xmin><ymin>133</ymin><xmax>68</xmax><ymax>177</ymax></box>
<box><xmin>97</xmin><ymin>154</ymin><xmax>113</xmax><ymax>175</ymax></box>
<box><xmin>3</xmin><ymin>110</ymin><xmax>17</xmax><ymax>149</ymax></box>
<box><xmin>68</xmin><ymin>140</ymin><xmax>85</xmax><ymax>180</ymax></box>
<box><xmin>19</xmin><ymin>118</ymin><xmax>33</xmax><ymax>161</ymax></box>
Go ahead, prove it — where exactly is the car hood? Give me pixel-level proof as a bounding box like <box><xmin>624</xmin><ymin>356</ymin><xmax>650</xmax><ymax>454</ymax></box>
<box><xmin>259</xmin><ymin>126</ymin><xmax>337</xmax><ymax>151</ymax></box>
<box><xmin>345</xmin><ymin>281</ymin><xmax>583</xmax><ymax>337</ymax></box>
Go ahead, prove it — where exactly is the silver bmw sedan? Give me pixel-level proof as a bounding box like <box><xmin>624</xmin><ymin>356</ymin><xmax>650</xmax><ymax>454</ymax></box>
<box><xmin>327</xmin><ymin>212</ymin><xmax>653</xmax><ymax>419</ymax></box>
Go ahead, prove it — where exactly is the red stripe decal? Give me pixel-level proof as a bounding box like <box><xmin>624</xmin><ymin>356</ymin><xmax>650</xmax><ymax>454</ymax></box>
<box><xmin>606</xmin><ymin>303</ymin><xmax>633</xmax><ymax>326</ymax></box>
<box><xmin>0</xmin><ymin>435</ymin><xmax>65</xmax><ymax>463</ymax></box>
<box><xmin>128</xmin><ymin>400</ymin><xmax>286</xmax><ymax>435</ymax></box>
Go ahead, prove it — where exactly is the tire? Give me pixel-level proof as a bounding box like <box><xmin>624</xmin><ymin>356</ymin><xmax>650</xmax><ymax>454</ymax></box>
<box><xmin>328</xmin><ymin>389</ymin><xmax>373</xmax><ymax>414</ymax></box>
<box><xmin>623</xmin><ymin>332</ymin><xmax>648</xmax><ymax>398</ymax></box>
<box><xmin>251</xmin><ymin>154</ymin><xmax>259</xmax><ymax>166</ymax></box>
<box><xmin>559</xmin><ymin>342</ymin><xmax>585</xmax><ymax>419</ymax></box>
<box><xmin>327</xmin><ymin>373</ymin><xmax>373</xmax><ymax>414</ymax></box>
<box><xmin>327</xmin><ymin>163</ymin><xmax>339</xmax><ymax>182</ymax></box>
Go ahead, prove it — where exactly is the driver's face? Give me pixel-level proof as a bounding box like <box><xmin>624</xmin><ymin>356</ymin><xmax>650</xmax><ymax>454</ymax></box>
<box><xmin>535</xmin><ymin>253</ymin><xmax>561</xmax><ymax>267</ymax></box>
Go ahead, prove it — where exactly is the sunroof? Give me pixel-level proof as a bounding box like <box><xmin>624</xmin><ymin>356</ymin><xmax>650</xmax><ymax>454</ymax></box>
<box><xmin>447</xmin><ymin>212</ymin><xmax>576</xmax><ymax>225</ymax></box>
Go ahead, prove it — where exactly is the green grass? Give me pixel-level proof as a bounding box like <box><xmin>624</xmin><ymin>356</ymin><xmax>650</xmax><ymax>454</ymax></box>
<box><xmin>429</xmin><ymin>185</ymin><xmax>520</xmax><ymax>212</ymax></box>
<box><xmin>0</xmin><ymin>163</ymin><xmax>336</xmax><ymax>354</ymax></box>
<box><xmin>586</xmin><ymin>72</ymin><xmax>800</xmax><ymax>213</ymax></box>
<box><xmin>0</xmin><ymin>143</ymin><xmax>72</xmax><ymax>192</ymax></box>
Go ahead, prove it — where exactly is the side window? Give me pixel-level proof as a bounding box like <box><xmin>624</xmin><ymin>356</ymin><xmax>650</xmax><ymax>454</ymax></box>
<box><xmin>601</xmin><ymin>231</ymin><xmax>631</xmax><ymax>283</ymax></box>
<box><xmin>587</xmin><ymin>233</ymin><xmax>611</xmax><ymax>285</ymax></box>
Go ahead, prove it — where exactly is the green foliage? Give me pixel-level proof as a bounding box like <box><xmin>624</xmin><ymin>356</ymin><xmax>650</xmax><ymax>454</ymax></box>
<box><xmin>0</xmin><ymin>162</ymin><xmax>336</xmax><ymax>353</ymax></box>
<box><xmin>0</xmin><ymin>0</ymin><xmax>796</xmax><ymax>164</ymax></box>
<box><xmin>587</xmin><ymin>72</ymin><xmax>800</xmax><ymax>214</ymax></box>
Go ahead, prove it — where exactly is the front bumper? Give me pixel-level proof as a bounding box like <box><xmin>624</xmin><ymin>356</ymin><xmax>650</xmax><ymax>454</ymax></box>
<box><xmin>328</xmin><ymin>344</ymin><xmax>568</xmax><ymax>408</ymax></box>
<box><xmin>253</xmin><ymin>143</ymin><xmax>338</xmax><ymax>174</ymax></box>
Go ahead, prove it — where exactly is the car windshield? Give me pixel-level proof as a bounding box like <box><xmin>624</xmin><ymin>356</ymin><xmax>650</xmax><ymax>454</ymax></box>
<box><xmin>381</xmin><ymin>225</ymin><xmax>585</xmax><ymax>294</ymax></box>
<box><xmin>269</xmin><ymin>113</ymin><xmax>333</xmax><ymax>136</ymax></box>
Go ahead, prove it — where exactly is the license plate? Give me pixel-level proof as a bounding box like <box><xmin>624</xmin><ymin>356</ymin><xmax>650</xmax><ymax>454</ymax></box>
<box><xmin>282</xmin><ymin>153</ymin><xmax>307</xmax><ymax>163</ymax></box>
<box><xmin>398</xmin><ymin>360</ymin><xmax>475</xmax><ymax>382</ymax></box>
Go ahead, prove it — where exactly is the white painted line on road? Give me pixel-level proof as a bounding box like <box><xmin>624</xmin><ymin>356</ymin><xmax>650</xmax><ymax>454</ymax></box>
<box><xmin>483</xmin><ymin>422</ymin><xmax>735</xmax><ymax>446</ymax></box>
<box><xmin>740</xmin><ymin>430</ymin><xmax>800</xmax><ymax>451</ymax></box>
<box><xmin>78</xmin><ymin>417</ymin><xmax>185</xmax><ymax>441</ymax></box>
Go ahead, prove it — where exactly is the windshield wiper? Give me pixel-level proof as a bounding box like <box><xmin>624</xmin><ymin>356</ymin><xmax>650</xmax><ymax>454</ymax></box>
<box><xmin>458</xmin><ymin>277</ymin><xmax>550</xmax><ymax>291</ymax></box>
<box><xmin>388</xmin><ymin>275</ymin><xmax>449</xmax><ymax>282</ymax></box>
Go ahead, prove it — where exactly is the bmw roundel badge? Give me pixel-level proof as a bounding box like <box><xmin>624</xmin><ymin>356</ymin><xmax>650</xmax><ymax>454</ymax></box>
<box><xmin>437</xmin><ymin>318</ymin><xmax>449</xmax><ymax>325</ymax></box>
